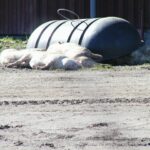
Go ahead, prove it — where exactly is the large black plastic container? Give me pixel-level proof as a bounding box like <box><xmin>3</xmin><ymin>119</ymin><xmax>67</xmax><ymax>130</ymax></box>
<box><xmin>27</xmin><ymin>17</ymin><xmax>142</xmax><ymax>60</ymax></box>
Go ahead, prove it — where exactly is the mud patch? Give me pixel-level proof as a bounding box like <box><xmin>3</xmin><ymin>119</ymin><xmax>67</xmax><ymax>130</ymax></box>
<box><xmin>0</xmin><ymin>124</ymin><xmax>23</xmax><ymax>130</ymax></box>
<box><xmin>14</xmin><ymin>140</ymin><xmax>23</xmax><ymax>146</ymax></box>
<box><xmin>88</xmin><ymin>122</ymin><xmax>109</xmax><ymax>128</ymax></box>
<box><xmin>40</xmin><ymin>143</ymin><xmax>55</xmax><ymax>148</ymax></box>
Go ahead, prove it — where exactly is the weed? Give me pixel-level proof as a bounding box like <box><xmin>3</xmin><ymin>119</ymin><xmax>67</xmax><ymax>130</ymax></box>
<box><xmin>91</xmin><ymin>63</ymin><xmax>114</xmax><ymax>70</ymax></box>
<box><xmin>0</xmin><ymin>36</ymin><xmax>27</xmax><ymax>52</ymax></box>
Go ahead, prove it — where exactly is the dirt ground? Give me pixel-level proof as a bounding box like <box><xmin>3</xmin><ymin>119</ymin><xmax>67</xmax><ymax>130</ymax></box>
<box><xmin>1</xmin><ymin>66</ymin><xmax>150</xmax><ymax>150</ymax></box>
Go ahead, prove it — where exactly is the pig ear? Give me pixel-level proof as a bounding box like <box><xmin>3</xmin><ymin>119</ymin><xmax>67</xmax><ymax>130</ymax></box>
<box><xmin>58</xmin><ymin>41</ymin><xmax>64</xmax><ymax>44</ymax></box>
<box><xmin>90</xmin><ymin>53</ymin><xmax>103</xmax><ymax>62</ymax></box>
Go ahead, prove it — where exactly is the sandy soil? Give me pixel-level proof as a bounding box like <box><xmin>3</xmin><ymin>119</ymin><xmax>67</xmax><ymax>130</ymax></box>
<box><xmin>0</xmin><ymin>66</ymin><xmax>150</xmax><ymax>150</ymax></box>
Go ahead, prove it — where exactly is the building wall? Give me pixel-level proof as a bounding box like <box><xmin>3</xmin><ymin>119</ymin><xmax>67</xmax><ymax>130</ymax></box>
<box><xmin>0</xmin><ymin>0</ymin><xmax>148</xmax><ymax>35</ymax></box>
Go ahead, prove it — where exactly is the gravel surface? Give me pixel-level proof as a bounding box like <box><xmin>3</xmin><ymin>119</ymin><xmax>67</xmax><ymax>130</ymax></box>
<box><xmin>0</xmin><ymin>66</ymin><xmax>150</xmax><ymax>150</ymax></box>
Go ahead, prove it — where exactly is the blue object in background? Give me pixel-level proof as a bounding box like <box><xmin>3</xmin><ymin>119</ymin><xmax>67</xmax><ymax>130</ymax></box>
<box><xmin>90</xmin><ymin>0</ymin><xmax>96</xmax><ymax>18</ymax></box>
<box><xmin>27</xmin><ymin>17</ymin><xmax>142</xmax><ymax>60</ymax></box>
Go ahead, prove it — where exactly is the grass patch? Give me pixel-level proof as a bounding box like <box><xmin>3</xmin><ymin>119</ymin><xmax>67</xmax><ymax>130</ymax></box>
<box><xmin>91</xmin><ymin>63</ymin><xmax>114</xmax><ymax>70</ymax></box>
<box><xmin>0</xmin><ymin>37</ymin><xmax>27</xmax><ymax>52</ymax></box>
<box><xmin>139</xmin><ymin>63</ymin><xmax>150</xmax><ymax>70</ymax></box>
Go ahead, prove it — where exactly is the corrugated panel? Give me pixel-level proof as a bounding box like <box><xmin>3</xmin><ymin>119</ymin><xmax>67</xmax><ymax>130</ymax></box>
<box><xmin>38</xmin><ymin>0</ymin><xmax>89</xmax><ymax>21</ymax></box>
<box><xmin>0</xmin><ymin>0</ymin><xmax>38</xmax><ymax>35</ymax></box>
<box><xmin>144</xmin><ymin>0</ymin><xmax>150</xmax><ymax>28</ymax></box>
<box><xmin>96</xmin><ymin>0</ymin><xmax>144</xmax><ymax>28</ymax></box>
<box><xmin>0</xmin><ymin>0</ymin><xmax>147</xmax><ymax>35</ymax></box>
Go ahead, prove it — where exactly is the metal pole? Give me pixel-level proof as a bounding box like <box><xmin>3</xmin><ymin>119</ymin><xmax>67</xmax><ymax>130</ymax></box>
<box><xmin>90</xmin><ymin>0</ymin><xmax>96</xmax><ymax>18</ymax></box>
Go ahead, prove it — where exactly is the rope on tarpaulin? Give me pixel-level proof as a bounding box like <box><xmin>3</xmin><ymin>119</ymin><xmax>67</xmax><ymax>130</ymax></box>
<box><xmin>57</xmin><ymin>8</ymin><xmax>80</xmax><ymax>20</ymax></box>
<box><xmin>57</xmin><ymin>8</ymin><xmax>88</xmax><ymax>30</ymax></box>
